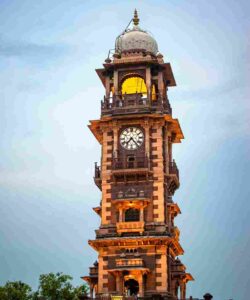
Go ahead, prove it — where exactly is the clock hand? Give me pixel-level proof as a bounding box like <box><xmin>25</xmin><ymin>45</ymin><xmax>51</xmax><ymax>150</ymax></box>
<box><xmin>131</xmin><ymin>137</ymin><xmax>139</xmax><ymax>146</ymax></box>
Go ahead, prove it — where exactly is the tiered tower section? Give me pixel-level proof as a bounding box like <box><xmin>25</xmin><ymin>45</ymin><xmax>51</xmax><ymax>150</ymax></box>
<box><xmin>83</xmin><ymin>10</ymin><xmax>193</xmax><ymax>300</ymax></box>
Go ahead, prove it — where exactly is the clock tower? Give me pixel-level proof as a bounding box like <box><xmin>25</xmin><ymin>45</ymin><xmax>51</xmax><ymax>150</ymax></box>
<box><xmin>83</xmin><ymin>10</ymin><xmax>193</xmax><ymax>300</ymax></box>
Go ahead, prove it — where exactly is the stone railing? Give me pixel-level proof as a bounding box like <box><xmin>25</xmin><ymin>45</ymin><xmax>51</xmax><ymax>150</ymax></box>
<box><xmin>94</xmin><ymin>162</ymin><xmax>101</xmax><ymax>189</ymax></box>
<box><xmin>89</xmin><ymin>266</ymin><xmax>98</xmax><ymax>276</ymax></box>
<box><xmin>116</xmin><ymin>221</ymin><xmax>145</xmax><ymax>234</ymax></box>
<box><xmin>116</xmin><ymin>258</ymin><xmax>144</xmax><ymax>268</ymax></box>
<box><xmin>169</xmin><ymin>160</ymin><xmax>179</xmax><ymax>180</ymax></box>
<box><xmin>112</xmin><ymin>185</ymin><xmax>152</xmax><ymax>200</ymax></box>
<box><xmin>101</xmin><ymin>93</ymin><xmax>172</xmax><ymax>116</ymax></box>
<box><xmin>112</xmin><ymin>156</ymin><xmax>149</xmax><ymax>170</ymax></box>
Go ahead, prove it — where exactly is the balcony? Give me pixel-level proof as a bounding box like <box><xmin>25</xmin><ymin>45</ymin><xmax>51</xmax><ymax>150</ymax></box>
<box><xmin>112</xmin><ymin>185</ymin><xmax>152</xmax><ymax>201</ymax></box>
<box><xmin>171</xmin><ymin>226</ymin><xmax>180</xmax><ymax>241</ymax></box>
<box><xmin>89</xmin><ymin>266</ymin><xmax>98</xmax><ymax>277</ymax></box>
<box><xmin>94</xmin><ymin>162</ymin><xmax>101</xmax><ymax>190</ymax></box>
<box><xmin>165</xmin><ymin>161</ymin><xmax>179</xmax><ymax>196</ymax></box>
<box><xmin>116</xmin><ymin>258</ymin><xmax>144</xmax><ymax>268</ymax></box>
<box><xmin>169</xmin><ymin>160</ymin><xmax>179</xmax><ymax>180</ymax></box>
<box><xmin>101</xmin><ymin>93</ymin><xmax>172</xmax><ymax>116</ymax></box>
<box><xmin>116</xmin><ymin>221</ymin><xmax>145</xmax><ymax>234</ymax></box>
<box><xmin>112</xmin><ymin>156</ymin><xmax>149</xmax><ymax>175</ymax></box>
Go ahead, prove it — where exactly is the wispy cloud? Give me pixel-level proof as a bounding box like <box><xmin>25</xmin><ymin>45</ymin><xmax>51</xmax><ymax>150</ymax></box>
<box><xmin>0</xmin><ymin>36</ymin><xmax>70</xmax><ymax>61</ymax></box>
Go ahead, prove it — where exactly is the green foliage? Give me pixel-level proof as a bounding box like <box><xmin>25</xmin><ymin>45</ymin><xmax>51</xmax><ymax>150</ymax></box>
<box><xmin>0</xmin><ymin>273</ymin><xmax>90</xmax><ymax>300</ymax></box>
<box><xmin>37</xmin><ymin>272</ymin><xmax>77</xmax><ymax>300</ymax></box>
<box><xmin>0</xmin><ymin>281</ymin><xmax>33</xmax><ymax>300</ymax></box>
<box><xmin>74</xmin><ymin>284</ymin><xmax>89</xmax><ymax>297</ymax></box>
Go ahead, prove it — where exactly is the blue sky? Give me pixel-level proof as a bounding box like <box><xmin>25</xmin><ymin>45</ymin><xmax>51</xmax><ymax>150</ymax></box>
<box><xmin>0</xmin><ymin>1</ymin><xmax>249</xmax><ymax>299</ymax></box>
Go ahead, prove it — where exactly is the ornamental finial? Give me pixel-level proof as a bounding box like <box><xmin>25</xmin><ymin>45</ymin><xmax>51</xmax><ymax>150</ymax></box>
<box><xmin>133</xmin><ymin>9</ymin><xmax>139</xmax><ymax>26</ymax></box>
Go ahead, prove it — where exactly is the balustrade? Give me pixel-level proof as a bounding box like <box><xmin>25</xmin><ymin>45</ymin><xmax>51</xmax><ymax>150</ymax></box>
<box><xmin>94</xmin><ymin>162</ymin><xmax>101</xmax><ymax>189</ymax></box>
<box><xmin>116</xmin><ymin>221</ymin><xmax>145</xmax><ymax>234</ymax></box>
<box><xmin>101</xmin><ymin>93</ymin><xmax>172</xmax><ymax>116</ymax></box>
<box><xmin>112</xmin><ymin>156</ymin><xmax>149</xmax><ymax>170</ymax></box>
<box><xmin>116</xmin><ymin>258</ymin><xmax>144</xmax><ymax>268</ymax></box>
<box><xmin>169</xmin><ymin>160</ymin><xmax>179</xmax><ymax>180</ymax></box>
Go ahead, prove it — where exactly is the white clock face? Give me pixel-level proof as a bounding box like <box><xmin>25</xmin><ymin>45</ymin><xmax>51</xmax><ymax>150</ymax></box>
<box><xmin>120</xmin><ymin>127</ymin><xmax>144</xmax><ymax>150</ymax></box>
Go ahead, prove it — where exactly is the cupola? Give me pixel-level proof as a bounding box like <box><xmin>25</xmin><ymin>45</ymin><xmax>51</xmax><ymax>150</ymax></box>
<box><xmin>115</xmin><ymin>9</ymin><xmax>158</xmax><ymax>56</ymax></box>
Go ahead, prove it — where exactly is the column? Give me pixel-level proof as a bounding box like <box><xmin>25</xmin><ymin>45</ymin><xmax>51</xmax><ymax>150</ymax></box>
<box><xmin>146</xmin><ymin>66</ymin><xmax>151</xmax><ymax>100</ymax></box>
<box><xmin>157</xmin><ymin>71</ymin><xmax>164</xmax><ymax>98</ymax></box>
<box><xmin>116</xmin><ymin>272</ymin><xmax>122</xmax><ymax>294</ymax></box>
<box><xmin>90</xmin><ymin>284</ymin><xmax>94</xmax><ymax>298</ymax></box>
<box><xmin>138</xmin><ymin>272</ymin><xmax>144</xmax><ymax>297</ymax></box>
<box><xmin>105</xmin><ymin>75</ymin><xmax>110</xmax><ymax>98</ymax></box>
<box><xmin>180</xmin><ymin>281</ymin><xmax>185</xmax><ymax>300</ymax></box>
<box><xmin>144</xmin><ymin>121</ymin><xmax>150</xmax><ymax>159</ymax></box>
<box><xmin>113</xmin><ymin>70</ymin><xmax>118</xmax><ymax>94</ymax></box>
<box><xmin>140</xmin><ymin>207</ymin><xmax>144</xmax><ymax>222</ymax></box>
<box><xmin>169</xmin><ymin>136</ymin><xmax>172</xmax><ymax>163</ymax></box>
<box><xmin>164</xmin><ymin>125</ymin><xmax>169</xmax><ymax>174</ymax></box>
<box><xmin>113</xmin><ymin>126</ymin><xmax>118</xmax><ymax>158</ymax></box>
<box><xmin>119</xmin><ymin>208</ymin><xmax>123</xmax><ymax>222</ymax></box>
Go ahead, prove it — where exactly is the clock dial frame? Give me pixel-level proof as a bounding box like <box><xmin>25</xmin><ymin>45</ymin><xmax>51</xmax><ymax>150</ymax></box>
<box><xmin>119</xmin><ymin>127</ymin><xmax>144</xmax><ymax>150</ymax></box>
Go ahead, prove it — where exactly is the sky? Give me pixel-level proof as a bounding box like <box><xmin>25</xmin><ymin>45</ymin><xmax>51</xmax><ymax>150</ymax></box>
<box><xmin>0</xmin><ymin>0</ymin><xmax>249</xmax><ymax>299</ymax></box>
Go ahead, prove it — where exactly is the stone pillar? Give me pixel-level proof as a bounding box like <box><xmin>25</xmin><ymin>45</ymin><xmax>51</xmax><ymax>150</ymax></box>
<box><xmin>119</xmin><ymin>208</ymin><xmax>123</xmax><ymax>222</ymax></box>
<box><xmin>164</xmin><ymin>125</ymin><xmax>169</xmax><ymax>173</ymax></box>
<box><xmin>157</xmin><ymin>71</ymin><xmax>164</xmax><ymax>98</ymax></box>
<box><xmin>114</xmin><ymin>70</ymin><xmax>118</xmax><ymax>94</ymax></box>
<box><xmin>168</xmin><ymin>136</ymin><xmax>172</xmax><ymax>164</ymax></box>
<box><xmin>113</xmin><ymin>126</ymin><xmax>118</xmax><ymax>158</ymax></box>
<box><xmin>105</xmin><ymin>75</ymin><xmax>110</xmax><ymax>98</ymax></box>
<box><xmin>140</xmin><ymin>207</ymin><xmax>144</xmax><ymax>222</ymax></box>
<box><xmin>180</xmin><ymin>281</ymin><xmax>185</xmax><ymax>300</ymax></box>
<box><xmin>146</xmin><ymin>66</ymin><xmax>151</xmax><ymax>100</ymax></box>
<box><xmin>144</xmin><ymin>121</ymin><xmax>150</xmax><ymax>159</ymax></box>
<box><xmin>115</xmin><ymin>272</ymin><xmax>123</xmax><ymax>295</ymax></box>
<box><xmin>90</xmin><ymin>284</ymin><xmax>94</xmax><ymax>298</ymax></box>
<box><xmin>138</xmin><ymin>272</ymin><xmax>144</xmax><ymax>297</ymax></box>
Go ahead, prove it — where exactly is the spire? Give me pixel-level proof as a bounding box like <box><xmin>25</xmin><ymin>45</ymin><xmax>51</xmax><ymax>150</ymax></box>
<box><xmin>133</xmin><ymin>9</ymin><xmax>139</xmax><ymax>26</ymax></box>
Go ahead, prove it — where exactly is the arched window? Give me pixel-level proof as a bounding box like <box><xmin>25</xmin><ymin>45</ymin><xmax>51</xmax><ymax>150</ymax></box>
<box><xmin>125</xmin><ymin>208</ymin><xmax>140</xmax><ymax>222</ymax></box>
<box><xmin>121</xmin><ymin>76</ymin><xmax>147</xmax><ymax>96</ymax></box>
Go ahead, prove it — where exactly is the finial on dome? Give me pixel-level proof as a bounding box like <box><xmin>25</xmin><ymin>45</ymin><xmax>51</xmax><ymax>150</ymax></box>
<box><xmin>133</xmin><ymin>9</ymin><xmax>139</xmax><ymax>26</ymax></box>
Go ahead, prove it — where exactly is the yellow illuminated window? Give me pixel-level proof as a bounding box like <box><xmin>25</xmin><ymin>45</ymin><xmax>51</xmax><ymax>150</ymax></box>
<box><xmin>121</xmin><ymin>76</ymin><xmax>147</xmax><ymax>96</ymax></box>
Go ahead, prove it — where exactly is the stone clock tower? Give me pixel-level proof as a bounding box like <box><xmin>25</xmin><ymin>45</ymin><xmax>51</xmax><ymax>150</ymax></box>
<box><xmin>83</xmin><ymin>10</ymin><xmax>193</xmax><ymax>300</ymax></box>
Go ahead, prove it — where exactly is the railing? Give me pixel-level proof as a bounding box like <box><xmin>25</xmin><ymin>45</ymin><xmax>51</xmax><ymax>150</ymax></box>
<box><xmin>89</xmin><ymin>266</ymin><xmax>98</xmax><ymax>276</ymax></box>
<box><xmin>169</xmin><ymin>160</ymin><xmax>179</xmax><ymax>180</ymax></box>
<box><xmin>116</xmin><ymin>258</ymin><xmax>144</xmax><ymax>268</ymax></box>
<box><xmin>94</xmin><ymin>162</ymin><xmax>101</xmax><ymax>189</ymax></box>
<box><xmin>94</xmin><ymin>162</ymin><xmax>101</xmax><ymax>178</ymax></box>
<box><xmin>102</xmin><ymin>93</ymin><xmax>149</xmax><ymax>109</ymax></box>
<box><xmin>101</xmin><ymin>93</ymin><xmax>172</xmax><ymax>115</ymax></box>
<box><xmin>116</xmin><ymin>221</ymin><xmax>145</xmax><ymax>234</ymax></box>
<box><xmin>112</xmin><ymin>156</ymin><xmax>149</xmax><ymax>170</ymax></box>
<box><xmin>112</xmin><ymin>185</ymin><xmax>152</xmax><ymax>200</ymax></box>
<box><xmin>171</xmin><ymin>226</ymin><xmax>180</xmax><ymax>241</ymax></box>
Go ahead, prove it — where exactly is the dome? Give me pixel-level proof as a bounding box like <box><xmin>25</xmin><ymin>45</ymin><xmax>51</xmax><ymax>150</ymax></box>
<box><xmin>115</xmin><ymin>10</ymin><xmax>158</xmax><ymax>56</ymax></box>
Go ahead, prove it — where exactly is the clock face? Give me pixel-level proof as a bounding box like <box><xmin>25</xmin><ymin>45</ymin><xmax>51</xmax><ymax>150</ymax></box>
<box><xmin>120</xmin><ymin>127</ymin><xmax>144</xmax><ymax>150</ymax></box>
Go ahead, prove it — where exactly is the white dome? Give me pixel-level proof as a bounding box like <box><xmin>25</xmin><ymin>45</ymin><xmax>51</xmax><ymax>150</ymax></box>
<box><xmin>115</xmin><ymin>26</ymin><xmax>158</xmax><ymax>55</ymax></box>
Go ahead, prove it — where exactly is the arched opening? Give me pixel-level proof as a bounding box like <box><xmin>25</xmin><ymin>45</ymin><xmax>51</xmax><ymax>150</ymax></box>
<box><xmin>125</xmin><ymin>208</ymin><xmax>140</xmax><ymax>222</ymax></box>
<box><xmin>124</xmin><ymin>279</ymin><xmax>139</xmax><ymax>296</ymax></box>
<box><xmin>121</xmin><ymin>76</ymin><xmax>147</xmax><ymax>96</ymax></box>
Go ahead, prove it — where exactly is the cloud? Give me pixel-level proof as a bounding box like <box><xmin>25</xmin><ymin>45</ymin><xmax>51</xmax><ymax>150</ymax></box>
<box><xmin>0</xmin><ymin>36</ymin><xmax>70</xmax><ymax>61</ymax></box>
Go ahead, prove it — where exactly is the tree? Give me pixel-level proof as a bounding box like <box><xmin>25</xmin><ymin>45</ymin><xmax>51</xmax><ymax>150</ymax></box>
<box><xmin>0</xmin><ymin>273</ymin><xmax>90</xmax><ymax>300</ymax></box>
<box><xmin>0</xmin><ymin>281</ymin><xmax>33</xmax><ymax>300</ymax></box>
<box><xmin>74</xmin><ymin>284</ymin><xmax>89</xmax><ymax>299</ymax></box>
<box><xmin>36</xmin><ymin>272</ymin><xmax>79</xmax><ymax>300</ymax></box>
